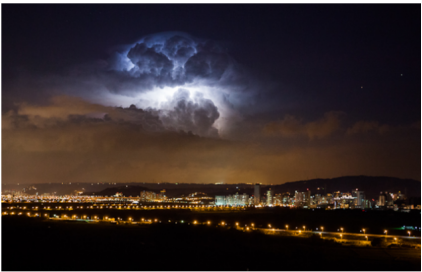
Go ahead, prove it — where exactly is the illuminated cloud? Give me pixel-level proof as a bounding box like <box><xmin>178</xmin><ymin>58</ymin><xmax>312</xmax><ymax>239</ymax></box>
<box><xmin>346</xmin><ymin>121</ymin><xmax>390</xmax><ymax>135</ymax></box>
<box><xmin>159</xmin><ymin>89</ymin><xmax>220</xmax><ymax>137</ymax></box>
<box><xmin>99</xmin><ymin>32</ymin><xmax>249</xmax><ymax>137</ymax></box>
<box><xmin>264</xmin><ymin>111</ymin><xmax>343</xmax><ymax>140</ymax></box>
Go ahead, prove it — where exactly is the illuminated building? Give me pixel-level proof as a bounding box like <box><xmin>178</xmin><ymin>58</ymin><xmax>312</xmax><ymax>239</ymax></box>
<box><xmin>305</xmin><ymin>190</ymin><xmax>311</xmax><ymax>207</ymax></box>
<box><xmin>273</xmin><ymin>194</ymin><xmax>282</xmax><ymax>205</ymax></box>
<box><xmin>215</xmin><ymin>196</ymin><xmax>226</xmax><ymax>206</ymax></box>
<box><xmin>241</xmin><ymin>193</ymin><xmax>249</xmax><ymax>205</ymax></box>
<box><xmin>160</xmin><ymin>189</ymin><xmax>166</xmax><ymax>199</ymax></box>
<box><xmin>379</xmin><ymin>194</ymin><xmax>386</xmax><ymax>206</ymax></box>
<box><xmin>266</xmin><ymin>189</ymin><xmax>272</xmax><ymax>205</ymax></box>
<box><xmin>254</xmin><ymin>184</ymin><xmax>260</xmax><ymax>205</ymax></box>
<box><xmin>295</xmin><ymin>191</ymin><xmax>304</xmax><ymax>207</ymax></box>
<box><xmin>314</xmin><ymin>194</ymin><xmax>322</xmax><ymax>205</ymax></box>
<box><xmin>282</xmin><ymin>193</ymin><xmax>290</xmax><ymax>205</ymax></box>
<box><xmin>353</xmin><ymin>190</ymin><xmax>365</xmax><ymax>208</ymax></box>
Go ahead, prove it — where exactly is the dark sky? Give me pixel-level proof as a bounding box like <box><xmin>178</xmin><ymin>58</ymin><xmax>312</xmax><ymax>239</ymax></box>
<box><xmin>2</xmin><ymin>4</ymin><xmax>421</xmax><ymax>184</ymax></box>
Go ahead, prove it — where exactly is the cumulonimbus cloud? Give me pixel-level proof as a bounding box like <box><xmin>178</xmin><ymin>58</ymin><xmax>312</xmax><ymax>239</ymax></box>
<box><xmin>97</xmin><ymin>32</ymin><xmax>252</xmax><ymax>137</ymax></box>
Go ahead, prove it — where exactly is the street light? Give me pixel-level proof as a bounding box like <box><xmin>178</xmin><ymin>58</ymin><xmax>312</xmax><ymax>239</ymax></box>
<box><xmin>321</xmin><ymin>226</ymin><xmax>324</xmax><ymax>232</ymax></box>
<box><xmin>268</xmin><ymin>224</ymin><xmax>271</xmax><ymax>228</ymax></box>
<box><xmin>303</xmin><ymin>225</ymin><xmax>306</xmax><ymax>231</ymax></box>
<box><xmin>340</xmin><ymin>228</ymin><xmax>344</xmax><ymax>233</ymax></box>
<box><xmin>408</xmin><ymin>231</ymin><xmax>411</xmax><ymax>237</ymax></box>
<box><xmin>362</xmin><ymin>229</ymin><xmax>366</xmax><ymax>234</ymax></box>
<box><xmin>365</xmin><ymin>236</ymin><xmax>368</xmax><ymax>241</ymax></box>
<box><xmin>285</xmin><ymin>225</ymin><xmax>289</xmax><ymax>230</ymax></box>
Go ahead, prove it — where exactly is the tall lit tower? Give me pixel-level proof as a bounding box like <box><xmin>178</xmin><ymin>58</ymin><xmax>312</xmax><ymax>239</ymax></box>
<box><xmin>254</xmin><ymin>184</ymin><xmax>261</xmax><ymax>205</ymax></box>
<box><xmin>266</xmin><ymin>188</ymin><xmax>272</xmax><ymax>205</ymax></box>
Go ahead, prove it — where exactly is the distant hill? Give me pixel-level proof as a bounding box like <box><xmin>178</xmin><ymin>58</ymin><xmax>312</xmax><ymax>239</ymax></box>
<box><xmin>84</xmin><ymin>176</ymin><xmax>420</xmax><ymax>200</ymax></box>
<box><xmin>268</xmin><ymin>176</ymin><xmax>421</xmax><ymax>200</ymax></box>
<box><xmin>88</xmin><ymin>185</ymin><xmax>156</xmax><ymax>197</ymax></box>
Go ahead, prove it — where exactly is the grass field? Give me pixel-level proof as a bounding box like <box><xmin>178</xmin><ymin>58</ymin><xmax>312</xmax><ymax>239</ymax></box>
<box><xmin>2</xmin><ymin>216</ymin><xmax>421</xmax><ymax>271</ymax></box>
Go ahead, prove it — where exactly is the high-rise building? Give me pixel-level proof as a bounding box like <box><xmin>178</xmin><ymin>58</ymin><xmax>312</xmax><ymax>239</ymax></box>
<box><xmin>354</xmin><ymin>190</ymin><xmax>365</xmax><ymax>207</ymax></box>
<box><xmin>305</xmin><ymin>190</ymin><xmax>311</xmax><ymax>206</ymax></box>
<box><xmin>160</xmin><ymin>189</ymin><xmax>166</xmax><ymax>199</ymax></box>
<box><xmin>326</xmin><ymin>193</ymin><xmax>333</xmax><ymax>204</ymax></box>
<box><xmin>215</xmin><ymin>196</ymin><xmax>226</xmax><ymax>206</ymax></box>
<box><xmin>273</xmin><ymin>194</ymin><xmax>282</xmax><ymax>205</ymax></box>
<box><xmin>385</xmin><ymin>192</ymin><xmax>394</xmax><ymax>206</ymax></box>
<box><xmin>314</xmin><ymin>194</ymin><xmax>321</xmax><ymax>205</ymax></box>
<box><xmin>282</xmin><ymin>193</ymin><xmax>290</xmax><ymax>205</ymax></box>
<box><xmin>266</xmin><ymin>189</ymin><xmax>272</xmax><ymax>205</ymax></box>
<box><xmin>363</xmin><ymin>199</ymin><xmax>372</xmax><ymax>209</ymax></box>
<box><xmin>295</xmin><ymin>191</ymin><xmax>304</xmax><ymax>207</ymax></box>
<box><xmin>379</xmin><ymin>194</ymin><xmax>386</xmax><ymax>206</ymax></box>
<box><xmin>398</xmin><ymin>191</ymin><xmax>405</xmax><ymax>200</ymax></box>
<box><xmin>241</xmin><ymin>193</ymin><xmax>249</xmax><ymax>205</ymax></box>
<box><xmin>254</xmin><ymin>184</ymin><xmax>261</xmax><ymax>205</ymax></box>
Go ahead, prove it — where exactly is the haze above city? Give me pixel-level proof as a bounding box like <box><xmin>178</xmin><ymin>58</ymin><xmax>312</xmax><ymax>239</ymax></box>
<box><xmin>2</xmin><ymin>5</ymin><xmax>420</xmax><ymax>185</ymax></box>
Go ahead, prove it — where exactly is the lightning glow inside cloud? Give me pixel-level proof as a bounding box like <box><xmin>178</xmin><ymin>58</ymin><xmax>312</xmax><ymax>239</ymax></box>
<box><xmin>96</xmin><ymin>32</ymin><xmax>249</xmax><ymax>137</ymax></box>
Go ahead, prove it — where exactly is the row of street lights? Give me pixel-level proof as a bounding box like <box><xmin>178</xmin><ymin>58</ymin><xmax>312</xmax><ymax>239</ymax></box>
<box><xmin>1</xmin><ymin>212</ymin><xmax>416</xmax><ymax>237</ymax></box>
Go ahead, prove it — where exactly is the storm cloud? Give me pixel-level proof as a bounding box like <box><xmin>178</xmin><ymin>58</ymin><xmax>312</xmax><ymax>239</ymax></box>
<box><xmin>2</xmin><ymin>12</ymin><xmax>420</xmax><ymax>186</ymax></box>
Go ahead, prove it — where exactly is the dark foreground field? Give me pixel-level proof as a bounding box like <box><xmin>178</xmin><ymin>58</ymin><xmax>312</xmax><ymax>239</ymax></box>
<box><xmin>2</xmin><ymin>217</ymin><xmax>421</xmax><ymax>271</ymax></box>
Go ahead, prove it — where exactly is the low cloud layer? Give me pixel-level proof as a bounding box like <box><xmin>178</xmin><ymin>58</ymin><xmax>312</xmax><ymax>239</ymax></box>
<box><xmin>264</xmin><ymin>111</ymin><xmax>343</xmax><ymax>140</ymax></box>
<box><xmin>346</xmin><ymin>121</ymin><xmax>390</xmax><ymax>135</ymax></box>
<box><xmin>3</xmin><ymin>97</ymin><xmax>420</xmax><ymax>184</ymax></box>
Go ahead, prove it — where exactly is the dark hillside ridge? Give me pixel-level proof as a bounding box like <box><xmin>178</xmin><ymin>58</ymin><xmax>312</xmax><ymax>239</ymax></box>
<box><xmin>268</xmin><ymin>176</ymin><xmax>421</xmax><ymax>200</ymax></box>
<box><xmin>87</xmin><ymin>176</ymin><xmax>420</xmax><ymax>200</ymax></box>
<box><xmin>89</xmin><ymin>185</ymin><xmax>154</xmax><ymax>197</ymax></box>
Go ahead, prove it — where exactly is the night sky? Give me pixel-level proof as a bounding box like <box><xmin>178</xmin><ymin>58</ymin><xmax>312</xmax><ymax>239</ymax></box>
<box><xmin>2</xmin><ymin>4</ymin><xmax>421</xmax><ymax>184</ymax></box>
